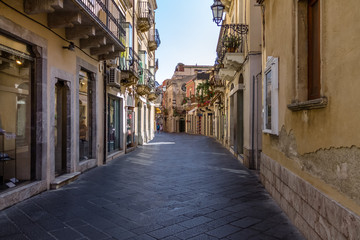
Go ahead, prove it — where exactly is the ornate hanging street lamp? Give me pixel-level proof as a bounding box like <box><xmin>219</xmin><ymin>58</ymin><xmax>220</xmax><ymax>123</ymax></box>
<box><xmin>211</xmin><ymin>0</ymin><xmax>225</xmax><ymax>26</ymax></box>
<box><xmin>210</xmin><ymin>0</ymin><xmax>248</xmax><ymax>34</ymax></box>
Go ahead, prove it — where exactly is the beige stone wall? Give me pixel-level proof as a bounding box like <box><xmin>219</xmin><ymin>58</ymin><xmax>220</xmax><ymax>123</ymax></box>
<box><xmin>261</xmin><ymin>153</ymin><xmax>360</xmax><ymax>240</ymax></box>
<box><xmin>261</xmin><ymin>0</ymin><xmax>360</xmax><ymax>237</ymax></box>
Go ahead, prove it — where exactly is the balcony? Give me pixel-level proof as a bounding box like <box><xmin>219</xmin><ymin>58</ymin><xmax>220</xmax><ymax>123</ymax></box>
<box><xmin>24</xmin><ymin>0</ymin><xmax>126</xmax><ymax>60</ymax></box>
<box><xmin>209</xmin><ymin>74</ymin><xmax>225</xmax><ymax>91</ymax></box>
<box><xmin>136</xmin><ymin>69</ymin><xmax>151</xmax><ymax>96</ymax></box>
<box><xmin>155</xmin><ymin>58</ymin><xmax>159</xmax><ymax>72</ymax></box>
<box><xmin>119</xmin><ymin>47</ymin><xmax>141</xmax><ymax>86</ymax></box>
<box><xmin>149</xmin><ymin>27</ymin><xmax>161</xmax><ymax>51</ymax></box>
<box><xmin>147</xmin><ymin>74</ymin><xmax>158</xmax><ymax>100</ymax></box>
<box><xmin>216</xmin><ymin>24</ymin><xmax>248</xmax><ymax>81</ymax></box>
<box><xmin>137</xmin><ymin>1</ymin><xmax>154</xmax><ymax>32</ymax></box>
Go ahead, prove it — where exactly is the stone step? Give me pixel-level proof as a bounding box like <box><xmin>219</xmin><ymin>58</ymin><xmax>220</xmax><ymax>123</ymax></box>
<box><xmin>50</xmin><ymin>172</ymin><xmax>81</xmax><ymax>190</ymax></box>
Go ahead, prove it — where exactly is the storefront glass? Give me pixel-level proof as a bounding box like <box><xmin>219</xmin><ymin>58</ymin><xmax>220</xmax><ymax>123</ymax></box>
<box><xmin>126</xmin><ymin>109</ymin><xmax>134</xmax><ymax>147</ymax></box>
<box><xmin>0</xmin><ymin>36</ymin><xmax>33</xmax><ymax>190</ymax></box>
<box><xmin>108</xmin><ymin>96</ymin><xmax>121</xmax><ymax>153</ymax></box>
<box><xmin>79</xmin><ymin>70</ymin><xmax>92</xmax><ymax>161</ymax></box>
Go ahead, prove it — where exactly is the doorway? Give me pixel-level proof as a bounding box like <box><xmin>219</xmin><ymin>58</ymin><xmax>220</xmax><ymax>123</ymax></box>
<box><xmin>55</xmin><ymin>81</ymin><xmax>70</xmax><ymax>176</ymax></box>
<box><xmin>179</xmin><ymin>118</ymin><xmax>185</xmax><ymax>132</ymax></box>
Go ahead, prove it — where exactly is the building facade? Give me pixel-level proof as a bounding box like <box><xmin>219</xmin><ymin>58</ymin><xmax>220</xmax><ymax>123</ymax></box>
<box><xmin>257</xmin><ymin>0</ymin><xmax>360</xmax><ymax>239</ymax></box>
<box><xmin>209</xmin><ymin>0</ymin><xmax>262</xmax><ymax>169</ymax></box>
<box><xmin>0</xmin><ymin>0</ymin><xmax>160</xmax><ymax>210</ymax></box>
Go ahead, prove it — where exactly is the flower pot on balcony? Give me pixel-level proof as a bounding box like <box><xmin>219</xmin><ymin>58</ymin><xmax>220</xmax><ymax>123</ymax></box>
<box><xmin>136</xmin><ymin>85</ymin><xmax>147</xmax><ymax>95</ymax></box>
<box><xmin>227</xmin><ymin>47</ymin><xmax>236</xmax><ymax>53</ymax></box>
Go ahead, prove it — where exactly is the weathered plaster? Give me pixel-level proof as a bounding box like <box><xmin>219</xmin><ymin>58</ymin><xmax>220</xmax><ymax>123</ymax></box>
<box><xmin>302</xmin><ymin>146</ymin><xmax>360</xmax><ymax>205</ymax></box>
<box><xmin>273</xmin><ymin>126</ymin><xmax>360</xmax><ymax>205</ymax></box>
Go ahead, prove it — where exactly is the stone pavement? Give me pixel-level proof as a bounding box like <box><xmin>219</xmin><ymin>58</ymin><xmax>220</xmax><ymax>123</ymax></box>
<box><xmin>0</xmin><ymin>133</ymin><xmax>305</xmax><ymax>240</ymax></box>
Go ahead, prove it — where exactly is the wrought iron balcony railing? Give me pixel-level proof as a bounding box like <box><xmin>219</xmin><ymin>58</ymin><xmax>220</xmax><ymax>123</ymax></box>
<box><xmin>138</xmin><ymin>1</ymin><xmax>154</xmax><ymax>32</ymax></box>
<box><xmin>77</xmin><ymin>0</ymin><xmax>126</xmax><ymax>49</ymax></box>
<box><xmin>119</xmin><ymin>47</ymin><xmax>141</xmax><ymax>79</ymax></box>
<box><xmin>147</xmin><ymin>71</ymin><xmax>155</xmax><ymax>90</ymax></box>
<box><xmin>24</xmin><ymin>0</ymin><xmax>126</xmax><ymax>58</ymax></box>
<box><xmin>216</xmin><ymin>24</ymin><xmax>248</xmax><ymax>64</ymax></box>
<box><xmin>138</xmin><ymin>68</ymin><xmax>149</xmax><ymax>85</ymax></box>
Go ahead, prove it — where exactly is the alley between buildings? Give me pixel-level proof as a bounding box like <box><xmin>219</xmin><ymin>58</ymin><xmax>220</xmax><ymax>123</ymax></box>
<box><xmin>0</xmin><ymin>133</ymin><xmax>304</xmax><ymax>240</ymax></box>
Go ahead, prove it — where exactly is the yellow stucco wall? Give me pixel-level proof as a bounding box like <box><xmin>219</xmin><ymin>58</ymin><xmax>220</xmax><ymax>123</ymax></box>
<box><xmin>262</xmin><ymin>0</ymin><xmax>360</xmax><ymax>213</ymax></box>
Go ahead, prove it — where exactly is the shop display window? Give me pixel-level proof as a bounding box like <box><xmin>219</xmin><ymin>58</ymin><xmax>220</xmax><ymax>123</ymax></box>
<box><xmin>79</xmin><ymin>70</ymin><xmax>93</xmax><ymax>161</ymax></box>
<box><xmin>0</xmin><ymin>36</ymin><xmax>33</xmax><ymax>190</ymax></box>
<box><xmin>108</xmin><ymin>96</ymin><xmax>121</xmax><ymax>153</ymax></box>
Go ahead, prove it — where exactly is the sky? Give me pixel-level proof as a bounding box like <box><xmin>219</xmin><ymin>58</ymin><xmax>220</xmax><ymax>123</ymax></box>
<box><xmin>155</xmin><ymin>0</ymin><xmax>221</xmax><ymax>84</ymax></box>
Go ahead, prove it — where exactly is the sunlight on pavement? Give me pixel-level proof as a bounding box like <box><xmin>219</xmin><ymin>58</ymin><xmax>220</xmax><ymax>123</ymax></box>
<box><xmin>126</xmin><ymin>157</ymin><xmax>154</xmax><ymax>166</ymax></box>
<box><xmin>144</xmin><ymin>142</ymin><xmax>176</xmax><ymax>145</ymax></box>
<box><xmin>199</xmin><ymin>152</ymin><xmax>228</xmax><ymax>156</ymax></box>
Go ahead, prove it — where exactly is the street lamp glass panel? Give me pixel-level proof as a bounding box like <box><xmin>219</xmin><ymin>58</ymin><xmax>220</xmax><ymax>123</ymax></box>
<box><xmin>211</xmin><ymin>0</ymin><xmax>224</xmax><ymax>24</ymax></box>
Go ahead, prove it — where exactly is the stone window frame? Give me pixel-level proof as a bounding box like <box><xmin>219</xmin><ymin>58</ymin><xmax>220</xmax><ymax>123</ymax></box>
<box><xmin>76</xmin><ymin>57</ymin><xmax>97</xmax><ymax>170</ymax></box>
<box><xmin>0</xmin><ymin>16</ymin><xmax>48</xmax><ymax>182</ymax></box>
<box><xmin>263</xmin><ymin>56</ymin><xmax>279</xmax><ymax>135</ymax></box>
<box><xmin>288</xmin><ymin>0</ymin><xmax>327</xmax><ymax>111</ymax></box>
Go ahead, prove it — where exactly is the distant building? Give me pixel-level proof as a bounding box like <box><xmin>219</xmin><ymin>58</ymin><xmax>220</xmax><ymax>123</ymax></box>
<box><xmin>162</xmin><ymin>64</ymin><xmax>212</xmax><ymax>133</ymax></box>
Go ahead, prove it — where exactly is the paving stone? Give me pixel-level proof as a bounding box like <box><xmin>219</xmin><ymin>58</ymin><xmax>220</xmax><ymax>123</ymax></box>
<box><xmin>231</xmin><ymin>216</ymin><xmax>262</xmax><ymax>228</ymax></box>
<box><xmin>103</xmin><ymin>227</ymin><xmax>136</xmax><ymax>240</ymax></box>
<box><xmin>206</xmin><ymin>215</ymin><xmax>239</xmax><ymax>228</ymax></box>
<box><xmin>74</xmin><ymin>225</ymin><xmax>110</xmax><ymax>240</ymax></box>
<box><xmin>179</xmin><ymin>216</ymin><xmax>213</xmax><ymax>228</ymax></box>
<box><xmin>206</xmin><ymin>225</ymin><xmax>241</xmax><ymax>238</ymax></box>
<box><xmin>0</xmin><ymin>133</ymin><xmax>304</xmax><ymax>240</ymax></box>
<box><xmin>49</xmin><ymin>227</ymin><xmax>83</xmax><ymax>240</ymax></box>
<box><xmin>174</xmin><ymin>224</ymin><xmax>213</xmax><ymax>240</ymax></box>
<box><xmin>132</xmin><ymin>223</ymin><xmax>164</xmax><ymax>235</ymax></box>
<box><xmin>0</xmin><ymin>217</ymin><xmax>19</xmax><ymax>237</ymax></box>
<box><xmin>36</xmin><ymin>217</ymin><xmax>67</xmax><ymax>231</ymax></box>
<box><xmin>64</xmin><ymin>219</ymin><xmax>88</xmax><ymax>228</ymax></box>
<box><xmin>129</xmin><ymin>234</ymin><xmax>157</xmax><ymax>240</ymax></box>
<box><xmin>204</xmin><ymin>210</ymin><xmax>232</xmax><ymax>219</ymax></box>
<box><xmin>0</xmin><ymin>233</ymin><xmax>29</xmax><ymax>240</ymax></box>
<box><xmin>227</xmin><ymin>228</ymin><xmax>261</xmax><ymax>239</ymax></box>
<box><xmin>187</xmin><ymin>234</ymin><xmax>218</xmax><ymax>240</ymax></box>
<box><xmin>148</xmin><ymin>224</ymin><xmax>187</xmax><ymax>239</ymax></box>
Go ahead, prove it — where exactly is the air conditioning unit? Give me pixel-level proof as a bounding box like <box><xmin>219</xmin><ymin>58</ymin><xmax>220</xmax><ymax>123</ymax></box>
<box><xmin>108</xmin><ymin>67</ymin><xmax>121</xmax><ymax>87</ymax></box>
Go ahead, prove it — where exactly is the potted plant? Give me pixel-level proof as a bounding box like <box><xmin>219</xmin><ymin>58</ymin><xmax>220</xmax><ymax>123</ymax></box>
<box><xmin>223</xmin><ymin>34</ymin><xmax>241</xmax><ymax>52</ymax></box>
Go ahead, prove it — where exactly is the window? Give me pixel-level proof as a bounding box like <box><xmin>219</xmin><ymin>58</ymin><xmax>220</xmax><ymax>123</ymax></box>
<box><xmin>0</xmin><ymin>37</ymin><xmax>34</xmax><ymax>188</ymax></box>
<box><xmin>263</xmin><ymin>57</ymin><xmax>279</xmax><ymax>135</ymax></box>
<box><xmin>308</xmin><ymin>0</ymin><xmax>320</xmax><ymax>100</ymax></box>
<box><xmin>79</xmin><ymin>70</ymin><xmax>93</xmax><ymax>161</ymax></box>
<box><xmin>108</xmin><ymin>96</ymin><xmax>121</xmax><ymax>153</ymax></box>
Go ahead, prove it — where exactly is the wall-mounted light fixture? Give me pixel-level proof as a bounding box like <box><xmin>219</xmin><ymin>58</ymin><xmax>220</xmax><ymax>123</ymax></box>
<box><xmin>15</xmin><ymin>58</ymin><xmax>23</xmax><ymax>65</ymax></box>
<box><xmin>63</xmin><ymin>42</ymin><xmax>75</xmax><ymax>51</ymax></box>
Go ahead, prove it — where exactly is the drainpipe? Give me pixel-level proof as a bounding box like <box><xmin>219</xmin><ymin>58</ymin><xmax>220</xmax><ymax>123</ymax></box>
<box><xmin>103</xmin><ymin>61</ymin><xmax>107</xmax><ymax>164</ymax></box>
<box><xmin>251</xmin><ymin>76</ymin><xmax>255</xmax><ymax>169</ymax></box>
<box><xmin>133</xmin><ymin>0</ymin><xmax>135</xmax><ymax>51</ymax></box>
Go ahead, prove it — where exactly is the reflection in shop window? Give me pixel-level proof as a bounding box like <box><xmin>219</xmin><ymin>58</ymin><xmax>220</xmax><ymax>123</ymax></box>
<box><xmin>108</xmin><ymin>96</ymin><xmax>121</xmax><ymax>153</ymax></box>
<box><xmin>0</xmin><ymin>37</ymin><xmax>33</xmax><ymax>190</ymax></box>
<box><xmin>79</xmin><ymin>70</ymin><xmax>92</xmax><ymax>161</ymax></box>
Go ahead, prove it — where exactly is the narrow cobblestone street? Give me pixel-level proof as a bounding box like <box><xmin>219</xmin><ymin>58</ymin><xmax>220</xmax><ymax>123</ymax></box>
<box><xmin>0</xmin><ymin>133</ymin><xmax>304</xmax><ymax>240</ymax></box>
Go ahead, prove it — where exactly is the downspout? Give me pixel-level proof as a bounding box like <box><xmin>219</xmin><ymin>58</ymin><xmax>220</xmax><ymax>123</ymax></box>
<box><xmin>251</xmin><ymin>75</ymin><xmax>255</xmax><ymax>169</ymax></box>
<box><xmin>103</xmin><ymin>61</ymin><xmax>107</xmax><ymax>164</ymax></box>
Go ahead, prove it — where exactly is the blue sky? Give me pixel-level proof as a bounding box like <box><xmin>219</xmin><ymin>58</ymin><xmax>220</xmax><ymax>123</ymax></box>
<box><xmin>155</xmin><ymin>0</ymin><xmax>220</xmax><ymax>84</ymax></box>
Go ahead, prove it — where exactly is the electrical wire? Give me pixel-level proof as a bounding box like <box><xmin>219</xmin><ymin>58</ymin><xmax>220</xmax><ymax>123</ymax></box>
<box><xmin>0</xmin><ymin>0</ymin><xmax>98</xmax><ymax>62</ymax></box>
